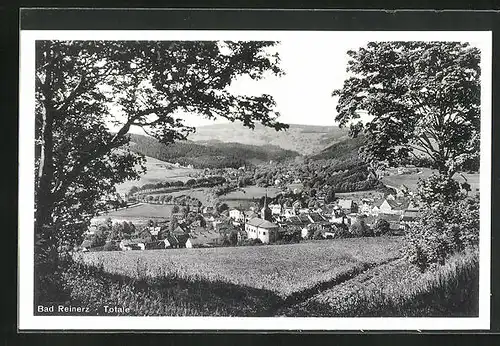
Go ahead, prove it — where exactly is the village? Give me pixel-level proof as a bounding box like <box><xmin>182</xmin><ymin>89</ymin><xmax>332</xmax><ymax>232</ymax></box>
<box><xmin>80</xmin><ymin>180</ymin><xmax>422</xmax><ymax>252</ymax></box>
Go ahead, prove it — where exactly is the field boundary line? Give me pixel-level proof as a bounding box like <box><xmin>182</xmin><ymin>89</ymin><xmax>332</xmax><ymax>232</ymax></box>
<box><xmin>264</xmin><ymin>256</ymin><xmax>401</xmax><ymax>316</ymax></box>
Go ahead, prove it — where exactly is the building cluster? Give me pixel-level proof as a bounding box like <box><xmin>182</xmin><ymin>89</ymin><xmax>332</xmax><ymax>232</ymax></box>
<box><xmin>83</xmin><ymin>186</ymin><xmax>422</xmax><ymax>252</ymax></box>
<box><xmin>226</xmin><ymin>191</ymin><xmax>422</xmax><ymax>243</ymax></box>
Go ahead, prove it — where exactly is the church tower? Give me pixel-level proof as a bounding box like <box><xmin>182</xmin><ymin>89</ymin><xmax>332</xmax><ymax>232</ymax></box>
<box><xmin>261</xmin><ymin>193</ymin><xmax>272</xmax><ymax>221</ymax></box>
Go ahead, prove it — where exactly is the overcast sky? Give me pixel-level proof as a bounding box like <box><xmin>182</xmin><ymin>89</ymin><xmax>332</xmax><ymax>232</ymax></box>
<box><xmin>80</xmin><ymin>31</ymin><xmax>482</xmax><ymax>134</ymax></box>
<box><xmin>158</xmin><ymin>36</ymin><xmax>370</xmax><ymax>130</ymax></box>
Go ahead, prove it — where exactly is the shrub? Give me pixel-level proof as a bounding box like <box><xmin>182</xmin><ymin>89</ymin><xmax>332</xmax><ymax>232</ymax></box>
<box><xmin>405</xmin><ymin>195</ymin><xmax>479</xmax><ymax>271</ymax></box>
<box><xmin>103</xmin><ymin>241</ymin><xmax>120</xmax><ymax>251</ymax></box>
<box><xmin>373</xmin><ymin>219</ymin><xmax>390</xmax><ymax>237</ymax></box>
<box><xmin>333</xmin><ymin>225</ymin><xmax>352</xmax><ymax>239</ymax></box>
<box><xmin>417</xmin><ymin>173</ymin><xmax>462</xmax><ymax>208</ymax></box>
<box><xmin>350</xmin><ymin>221</ymin><xmax>371</xmax><ymax>237</ymax></box>
<box><xmin>312</xmin><ymin>229</ymin><xmax>324</xmax><ymax>240</ymax></box>
<box><xmin>252</xmin><ymin>238</ymin><xmax>263</xmax><ymax>245</ymax></box>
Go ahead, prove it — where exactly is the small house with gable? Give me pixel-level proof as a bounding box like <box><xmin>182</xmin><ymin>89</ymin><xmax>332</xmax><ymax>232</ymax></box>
<box><xmin>337</xmin><ymin>199</ymin><xmax>358</xmax><ymax>214</ymax></box>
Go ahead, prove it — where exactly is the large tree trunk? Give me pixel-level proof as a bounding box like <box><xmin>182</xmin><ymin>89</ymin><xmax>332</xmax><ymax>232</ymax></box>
<box><xmin>35</xmin><ymin>106</ymin><xmax>56</xmax><ymax>261</ymax></box>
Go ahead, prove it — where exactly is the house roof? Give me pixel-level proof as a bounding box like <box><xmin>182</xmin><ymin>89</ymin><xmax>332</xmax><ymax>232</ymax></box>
<box><xmin>80</xmin><ymin>240</ymin><xmax>92</xmax><ymax>248</ymax></box>
<box><xmin>245</xmin><ymin>211</ymin><xmax>258</xmax><ymax>218</ymax></box>
<box><xmin>175</xmin><ymin>233</ymin><xmax>189</xmax><ymax>245</ymax></box>
<box><xmin>308</xmin><ymin>212</ymin><xmax>325</xmax><ymax>223</ymax></box>
<box><xmin>246</xmin><ymin>217</ymin><xmax>278</xmax><ymax>229</ymax></box>
<box><xmin>285</xmin><ymin>215</ymin><xmax>304</xmax><ymax>225</ymax></box>
<box><xmin>298</xmin><ymin>214</ymin><xmax>311</xmax><ymax>223</ymax></box>
<box><xmin>189</xmin><ymin>231</ymin><xmax>221</xmax><ymax>245</ymax></box>
<box><xmin>165</xmin><ymin>235</ymin><xmax>179</xmax><ymax>246</ymax></box>
<box><xmin>403</xmin><ymin>210</ymin><xmax>421</xmax><ymax>218</ymax></box>
<box><xmin>172</xmin><ymin>225</ymin><xmax>187</xmax><ymax>235</ymax></box>
<box><xmin>401</xmin><ymin>215</ymin><xmax>419</xmax><ymax>222</ymax></box>
<box><xmin>377</xmin><ymin>213</ymin><xmax>401</xmax><ymax>222</ymax></box>
<box><xmin>338</xmin><ymin>199</ymin><xmax>353</xmax><ymax>209</ymax></box>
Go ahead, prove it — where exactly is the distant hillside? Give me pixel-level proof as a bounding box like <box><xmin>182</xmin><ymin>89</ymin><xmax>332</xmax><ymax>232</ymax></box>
<box><xmin>127</xmin><ymin>133</ymin><xmax>300</xmax><ymax>169</ymax></box>
<box><xmin>186</xmin><ymin>122</ymin><xmax>349</xmax><ymax>155</ymax></box>
<box><xmin>309</xmin><ymin>135</ymin><xmax>366</xmax><ymax>161</ymax></box>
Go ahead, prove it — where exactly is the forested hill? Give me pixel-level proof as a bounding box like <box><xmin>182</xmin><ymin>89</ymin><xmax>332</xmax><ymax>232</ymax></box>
<box><xmin>309</xmin><ymin>135</ymin><xmax>366</xmax><ymax>161</ymax></box>
<box><xmin>187</xmin><ymin>122</ymin><xmax>349</xmax><ymax>155</ymax></box>
<box><xmin>127</xmin><ymin>133</ymin><xmax>300</xmax><ymax>169</ymax></box>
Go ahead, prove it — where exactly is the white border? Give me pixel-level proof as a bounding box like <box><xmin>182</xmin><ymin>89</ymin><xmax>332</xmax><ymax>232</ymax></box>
<box><xmin>19</xmin><ymin>30</ymin><xmax>492</xmax><ymax>331</ymax></box>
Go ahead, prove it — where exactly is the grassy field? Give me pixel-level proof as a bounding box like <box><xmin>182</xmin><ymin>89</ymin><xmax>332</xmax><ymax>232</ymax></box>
<box><xmin>77</xmin><ymin>237</ymin><xmax>403</xmax><ymax>298</ymax></box>
<box><xmin>381</xmin><ymin>168</ymin><xmax>480</xmax><ymax>193</ymax></box>
<box><xmin>92</xmin><ymin>203</ymin><xmax>173</xmax><ymax>225</ymax></box>
<box><xmin>278</xmin><ymin>249</ymin><xmax>479</xmax><ymax>317</ymax></box>
<box><xmin>220</xmin><ymin>186</ymin><xmax>281</xmax><ymax>200</ymax></box>
<box><xmin>115</xmin><ymin>156</ymin><xmax>199</xmax><ymax>195</ymax></box>
<box><xmin>154</xmin><ymin>188</ymin><xmax>214</xmax><ymax>207</ymax></box>
<box><xmin>53</xmin><ymin>237</ymin><xmax>479</xmax><ymax>317</ymax></box>
<box><xmin>335</xmin><ymin>190</ymin><xmax>385</xmax><ymax>200</ymax></box>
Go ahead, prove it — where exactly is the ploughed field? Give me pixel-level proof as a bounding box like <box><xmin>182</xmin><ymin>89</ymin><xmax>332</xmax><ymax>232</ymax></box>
<box><xmin>77</xmin><ymin>237</ymin><xmax>403</xmax><ymax>298</ymax></box>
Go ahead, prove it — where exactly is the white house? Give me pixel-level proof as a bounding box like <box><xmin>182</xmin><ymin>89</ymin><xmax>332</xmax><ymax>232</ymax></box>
<box><xmin>283</xmin><ymin>208</ymin><xmax>296</xmax><ymax>218</ymax></box>
<box><xmin>301</xmin><ymin>227</ymin><xmax>309</xmax><ymax>239</ymax></box>
<box><xmin>229</xmin><ymin>208</ymin><xmax>245</xmax><ymax>222</ymax></box>
<box><xmin>379</xmin><ymin>199</ymin><xmax>405</xmax><ymax>215</ymax></box>
<box><xmin>269</xmin><ymin>204</ymin><xmax>282</xmax><ymax>215</ymax></box>
<box><xmin>337</xmin><ymin>199</ymin><xmax>357</xmax><ymax>213</ymax></box>
<box><xmin>148</xmin><ymin>226</ymin><xmax>161</xmax><ymax>237</ymax></box>
<box><xmin>245</xmin><ymin>217</ymin><xmax>279</xmax><ymax>244</ymax></box>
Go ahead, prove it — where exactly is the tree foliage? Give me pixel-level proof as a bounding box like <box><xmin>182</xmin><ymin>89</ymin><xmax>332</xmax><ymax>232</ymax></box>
<box><xmin>35</xmin><ymin>40</ymin><xmax>287</xmax><ymax>257</ymax></box>
<box><xmin>406</xmin><ymin>195</ymin><xmax>479</xmax><ymax>271</ymax></box>
<box><xmin>333</xmin><ymin>41</ymin><xmax>480</xmax><ymax>177</ymax></box>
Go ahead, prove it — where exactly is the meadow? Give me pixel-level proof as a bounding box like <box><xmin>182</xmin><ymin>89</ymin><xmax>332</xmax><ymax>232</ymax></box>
<box><xmin>50</xmin><ymin>237</ymin><xmax>479</xmax><ymax>317</ymax></box>
<box><xmin>115</xmin><ymin>156</ymin><xmax>199</xmax><ymax>195</ymax></box>
<box><xmin>278</xmin><ymin>249</ymin><xmax>479</xmax><ymax>317</ymax></box>
<box><xmin>154</xmin><ymin>187</ymin><xmax>213</xmax><ymax>207</ymax></box>
<box><xmin>92</xmin><ymin>203</ymin><xmax>173</xmax><ymax>225</ymax></box>
<box><xmin>220</xmin><ymin>185</ymin><xmax>281</xmax><ymax>202</ymax></box>
<box><xmin>77</xmin><ymin>237</ymin><xmax>403</xmax><ymax>298</ymax></box>
<box><xmin>381</xmin><ymin>168</ymin><xmax>480</xmax><ymax>193</ymax></box>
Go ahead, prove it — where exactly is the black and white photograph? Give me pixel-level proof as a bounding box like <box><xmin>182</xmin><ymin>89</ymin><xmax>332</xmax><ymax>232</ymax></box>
<box><xmin>18</xmin><ymin>27</ymin><xmax>491</xmax><ymax>330</ymax></box>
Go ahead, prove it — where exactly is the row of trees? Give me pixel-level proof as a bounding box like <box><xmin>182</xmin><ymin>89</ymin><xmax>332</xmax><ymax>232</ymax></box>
<box><xmin>129</xmin><ymin>175</ymin><xmax>228</xmax><ymax>196</ymax></box>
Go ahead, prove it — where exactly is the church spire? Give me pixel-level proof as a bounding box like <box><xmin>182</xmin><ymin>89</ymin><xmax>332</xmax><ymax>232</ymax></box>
<box><xmin>261</xmin><ymin>189</ymin><xmax>272</xmax><ymax>221</ymax></box>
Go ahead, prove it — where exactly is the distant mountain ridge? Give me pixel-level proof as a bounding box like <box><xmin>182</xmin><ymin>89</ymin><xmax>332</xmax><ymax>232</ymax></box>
<box><xmin>127</xmin><ymin>133</ymin><xmax>300</xmax><ymax>169</ymax></box>
<box><xmin>309</xmin><ymin>135</ymin><xmax>366</xmax><ymax>161</ymax></box>
<box><xmin>186</xmin><ymin>122</ymin><xmax>350</xmax><ymax>155</ymax></box>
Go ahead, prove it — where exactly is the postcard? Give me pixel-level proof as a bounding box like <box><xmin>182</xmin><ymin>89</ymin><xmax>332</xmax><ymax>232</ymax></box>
<box><xmin>18</xmin><ymin>15</ymin><xmax>492</xmax><ymax>330</ymax></box>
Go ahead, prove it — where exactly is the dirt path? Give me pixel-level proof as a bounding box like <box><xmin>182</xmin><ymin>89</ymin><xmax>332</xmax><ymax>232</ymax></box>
<box><xmin>261</xmin><ymin>256</ymin><xmax>401</xmax><ymax>316</ymax></box>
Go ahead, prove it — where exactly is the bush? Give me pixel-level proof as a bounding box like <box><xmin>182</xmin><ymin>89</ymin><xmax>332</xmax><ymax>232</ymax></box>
<box><xmin>417</xmin><ymin>173</ymin><xmax>462</xmax><ymax>208</ymax></box>
<box><xmin>312</xmin><ymin>229</ymin><xmax>324</xmax><ymax>240</ymax></box>
<box><xmin>333</xmin><ymin>225</ymin><xmax>352</xmax><ymax>239</ymax></box>
<box><xmin>405</xmin><ymin>195</ymin><xmax>479</xmax><ymax>271</ymax></box>
<box><xmin>103</xmin><ymin>241</ymin><xmax>120</xmax><ymax>251</ymax></box>
<box><xmin>253</xmin><ymin>238</ymin><xmax>263</xmax><ymax>245</ymax></box>
<box><xmin>349</xmin><ymin>221</ymin><xmax>372</xmax><ymax>237</ymax></box>
<box><xmin>373</xmin><ymin>219</ymin><xmax>390</xmax><ymax>236</ymax></box>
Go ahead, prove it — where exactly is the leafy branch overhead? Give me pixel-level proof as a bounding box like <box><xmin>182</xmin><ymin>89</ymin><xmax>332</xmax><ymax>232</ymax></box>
<box><xmin>332</xmin><ymin>41</ymin><xmax>480</xmax><ymax>176</ymax></box>
<box><xmin>35</xmin><ymin>40</ymin><xmax>287</xmax><ymax>243</ymax></box>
